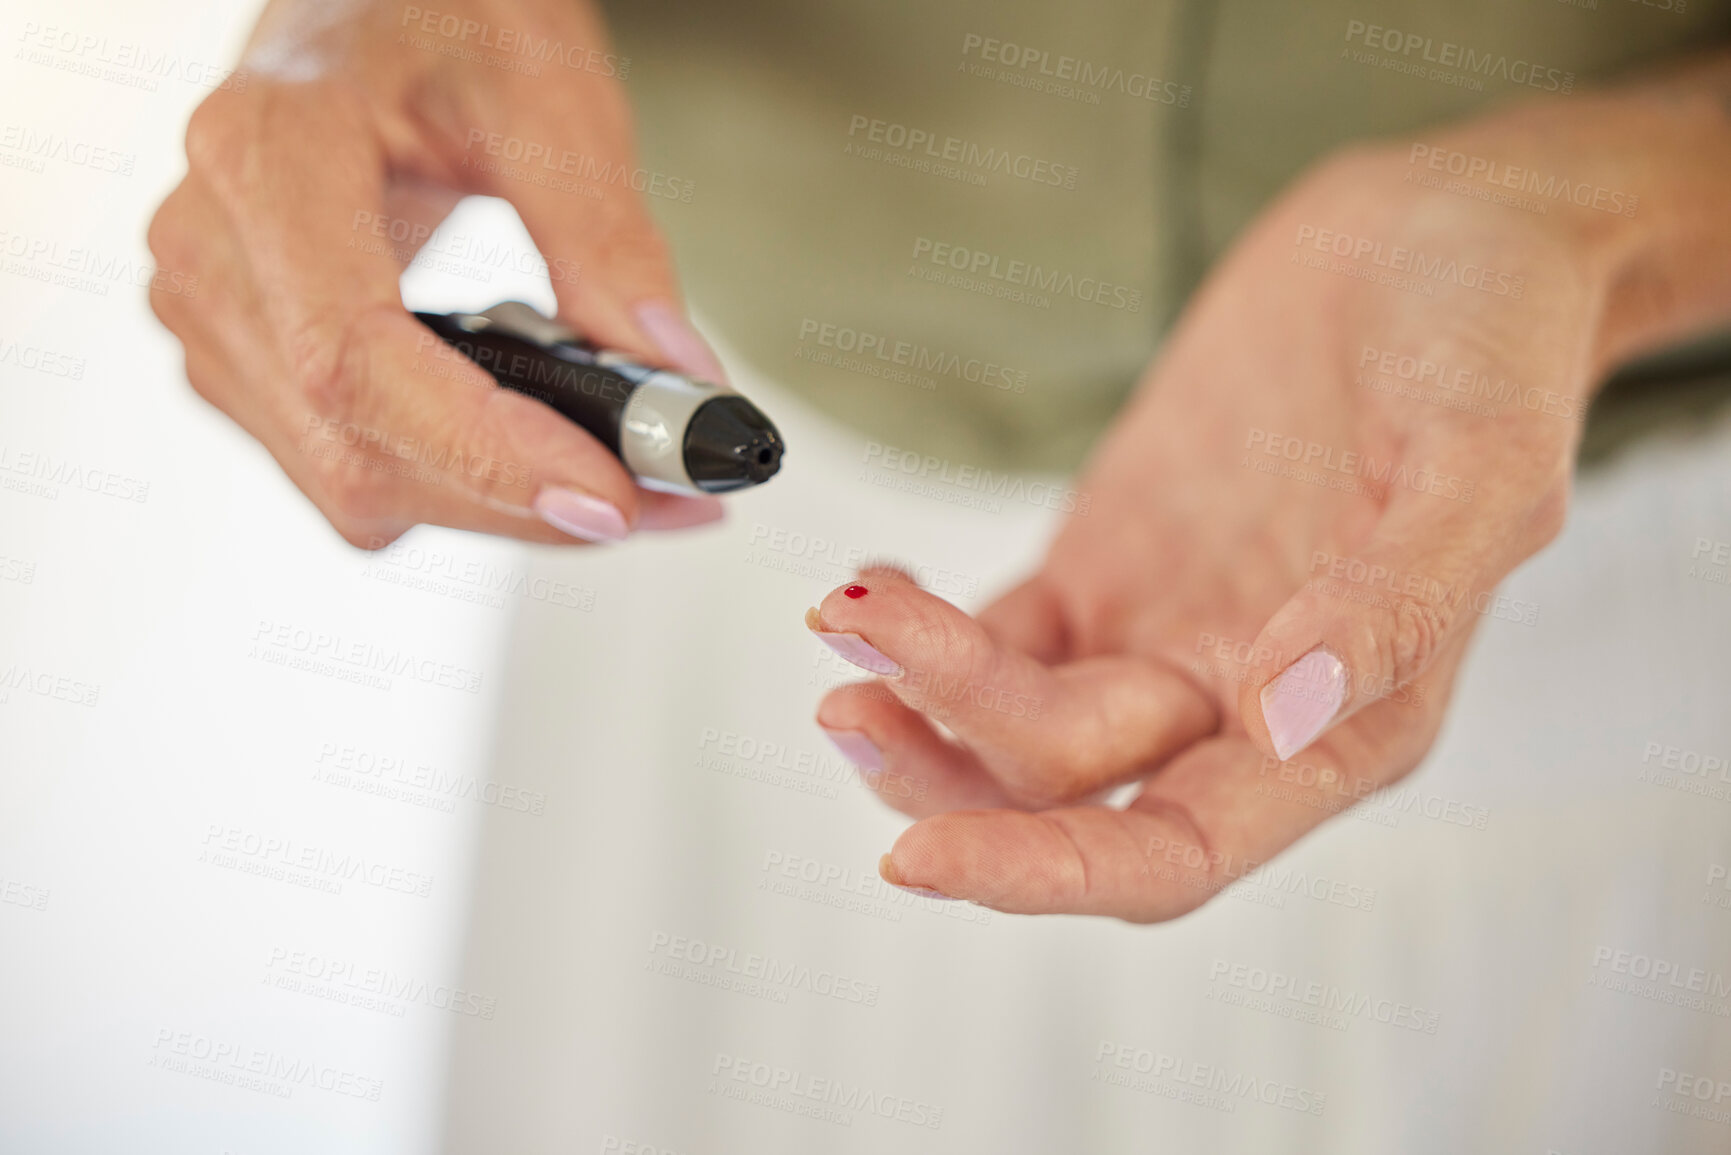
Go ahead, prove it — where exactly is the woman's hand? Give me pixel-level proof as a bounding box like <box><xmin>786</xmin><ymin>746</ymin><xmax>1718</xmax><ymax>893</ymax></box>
<box><xmin>147</xmin><ymin>0</ymin><xmax>724</xmax><ymax>547</ymax></box>
<box><xmin>812</xmin><ymin>81</ymin><xmax>1731</xmax><ymax>921</ymax></box>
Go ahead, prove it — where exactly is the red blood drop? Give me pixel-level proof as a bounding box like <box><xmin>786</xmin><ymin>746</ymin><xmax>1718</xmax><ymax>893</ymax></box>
<box><xmin>844</xmin><ymin>584</ymin><xmax>869</xmax><ymax>599</ymax></box>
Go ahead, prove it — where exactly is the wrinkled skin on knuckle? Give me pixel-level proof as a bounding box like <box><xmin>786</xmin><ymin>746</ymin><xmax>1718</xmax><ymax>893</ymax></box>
<box><xmin>1392</xmin><ymin>599</ymin><xmax>1450</xmax><ymax>687</ymax></box>
<box><xmin>286</xmin><ymin>304</ymin><xmax>393</xmax><ymax>421</ymax></box>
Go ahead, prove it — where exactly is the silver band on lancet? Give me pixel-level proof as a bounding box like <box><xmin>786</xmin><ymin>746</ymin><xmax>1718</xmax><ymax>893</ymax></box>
<box><xmin>620</xmin><ymin>371</ymin><xmax>735</xmax><ymax>492</ymax></box>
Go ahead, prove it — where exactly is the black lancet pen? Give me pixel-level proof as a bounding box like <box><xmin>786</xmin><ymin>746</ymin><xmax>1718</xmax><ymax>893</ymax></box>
<box><xmin>413</xmin><ymin>300</ymin><xmax>786</xmax><ymax>496</ymax></box>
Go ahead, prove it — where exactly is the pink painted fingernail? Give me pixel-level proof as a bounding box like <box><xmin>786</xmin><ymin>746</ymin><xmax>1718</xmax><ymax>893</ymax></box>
<box><xmin>634</xmin><ymin>301</ymin><xmax>729</xmax><ymax>385</ymax></box>
<box><xmin>879</xmin><ymin>854</ymin><xmax>959</xmax><ymax>900</ymax></box>
<box><xmin>1260</xmin><ymin>647</ymin><xmax>1348</xmax><ymax>761</ymax></box>
<box><xmin>532</xmin><ymin>486</ymin><xmax>628</xmax><ymax>543</ymax></box>
<box><xmin>805</xmin><ymin>608</ymin><xmax>902</xmax><ymax>677</ymax></box>
<box><xmin>821</xmin><ymin>727</ymin><xmax>884</xmax><ymax>771</ymax></box>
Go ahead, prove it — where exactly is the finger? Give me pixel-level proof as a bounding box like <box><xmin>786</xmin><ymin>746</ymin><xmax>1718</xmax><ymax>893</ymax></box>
<box><xmin>816</xmin><ymin>683</ymin><xmax>1014</xmax><ymax>818</ymax></box>
<box><xmin>882</xmin><ymin>647</ymin><xmax>1458</xmax><ymax>921</ymax></box>
<box><xmin>464</xmin><ymin>72</ymin><xmax>725</xmax><ymax>383</ymax></box>
<box><xmin>975</xmin><ymin>575</ymin><xmax>1070</xmax><ymax>664</ymax></box>
<box><xmin>174</xmin><ymin>81</ymin><xmax>661</xmax><ymax>546</ymax></box>
<box><xmin>1236</xmin><ymin>448</ymin><xmax>1564</xmax><ymax>761</ymax></box>
<box><xmin>162</xmin><ymin>168</ymin><xmax>721</xmax><ymax>546</ymax></box>
<box><xmin>805</xmin><ymin>572</ymin><xmax>1217</xmax><ymax>807</ymax></box>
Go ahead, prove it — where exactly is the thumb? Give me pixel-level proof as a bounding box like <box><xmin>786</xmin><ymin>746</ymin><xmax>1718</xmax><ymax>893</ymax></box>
<box><xmin>1239</xmin><ymin>481</ymin><xmax>1557</xmax><ymax>761</ymax></box>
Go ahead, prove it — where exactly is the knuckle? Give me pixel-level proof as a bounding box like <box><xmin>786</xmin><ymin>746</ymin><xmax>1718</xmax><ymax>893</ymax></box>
<box><xmin>1391</xmin><ymin>598</ymin><xmax>1451</xmax><ymax>682</ymax></box>
<box><xmin>183</xmin><ymin>92</ymin><xmax>243</xmax><ymax>177</ymax></box>
<box><xmin>319</xmin><ymin>458</ymin><xmax>398</xmax><ymax>524</ymax></box>
<box><xmin>286</xmin><ymin>307</ymin><xmax>378</xmax><ymax>418</ymax></box>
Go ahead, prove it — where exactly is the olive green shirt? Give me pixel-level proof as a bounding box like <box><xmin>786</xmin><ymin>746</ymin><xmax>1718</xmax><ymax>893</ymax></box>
<box><xmin>604</xmin><ymin>0</ymin><xmax>1731</xmax><ymax>471</ymax></box>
